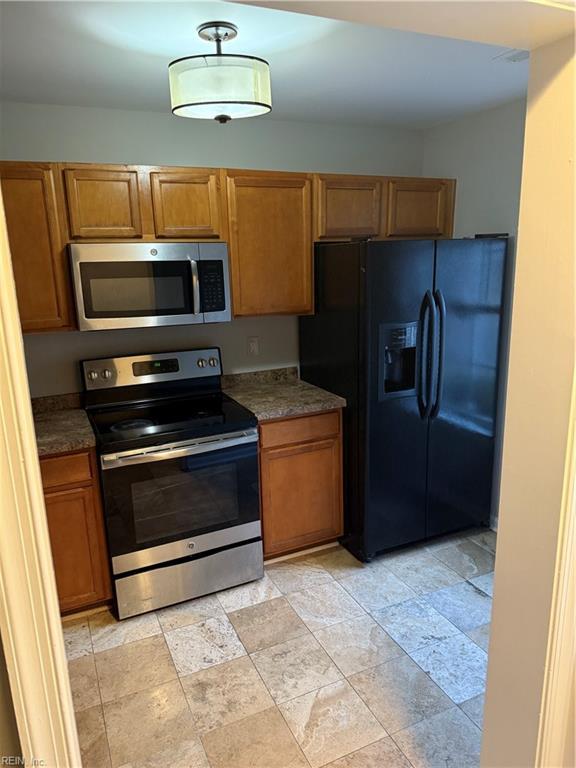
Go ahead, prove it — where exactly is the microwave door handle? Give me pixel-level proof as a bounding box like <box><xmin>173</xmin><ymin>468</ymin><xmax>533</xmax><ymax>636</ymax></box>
<box><xmin>191</xmin><ymin>259</ymin><xmax>201</xmax><ymax>316</ymax></box>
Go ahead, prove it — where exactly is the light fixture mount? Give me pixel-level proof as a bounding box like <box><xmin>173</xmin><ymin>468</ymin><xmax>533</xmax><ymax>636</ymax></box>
<box><xmin>197</xmin><ymin>21</ymin><xmax>238</xmax><ymax>47</ymax></box>
<box><xmin>168</xmin><ymin>20</ymin><xmax>272</xmax><ymax>123</ymax></box>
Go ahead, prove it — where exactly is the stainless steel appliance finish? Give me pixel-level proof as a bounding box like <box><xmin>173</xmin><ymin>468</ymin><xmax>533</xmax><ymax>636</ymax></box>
<box><xmin>111</xmin><ymin>520</ymin><xmax>262</xmax><ymax>576</ymax></box>
<box><xmin>84</xmin><ymin>348</ymin><xmax>222</xmax><ymax>390</ymax></box>
<box><xmin>115</xmin><ymin>540</ymin><xmax>264</xmax><ymax>619</ymax></box>
<box><xmin>84</xmin><ymin>347</ymin><xmax>261</xmax><ymax>620</ymax></box>
<box><xmin>100</xmin><ymin>428</ymin><xmax>258</xmax><ymax>469</ymax></box>
<box><xmin>71</xmin><ymin>242</ymin><xmax>231</xmax><ymax>331</ymax></box>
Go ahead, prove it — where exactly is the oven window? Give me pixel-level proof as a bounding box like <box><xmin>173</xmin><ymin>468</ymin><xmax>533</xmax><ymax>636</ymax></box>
<box><xmin>80</xmin><ymin>261</ymin><xmax>194</xmax><ymax>318</ymax></box>
<box><xmin>101</xmin><ymin>443</ymin><xmax>260</xmax><ymax>557</ymax></box>
<box><xmin>132</xmin><ymin>463</ymin><xmax>239</xmax><ymax>544</ymax></box>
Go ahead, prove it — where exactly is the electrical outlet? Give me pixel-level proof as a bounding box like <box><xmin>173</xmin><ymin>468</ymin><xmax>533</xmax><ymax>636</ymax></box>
<box><xmin>247</xmin><ymin>336</ymin><xmax>260</xmax><ymax>356</ymax></box>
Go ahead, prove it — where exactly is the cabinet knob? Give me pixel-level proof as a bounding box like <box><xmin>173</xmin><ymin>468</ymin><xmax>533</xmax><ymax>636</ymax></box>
<box><xmin>101</xmin><ymin>369</ymin><xmax>113</xmax><ymax>380</ymax></box>
<box><xmin>87</xmin><ymin>370</ymin><xmax>99</xmax><ymax>382</ymax></box>
<box><xmin>208</xmin><ymin>357</ymin><xmax>219</xmax><ymax>367</ymax></box>
<box><xmin>197</xmin><ymin>359</ymin><xmax>207</xmax><ymax>368</ymax></box>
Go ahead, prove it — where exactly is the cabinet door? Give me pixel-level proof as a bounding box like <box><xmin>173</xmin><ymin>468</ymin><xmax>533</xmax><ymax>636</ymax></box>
<box><xmin>261</xmin><ymin>435</ymin><xmax>343</xmax><ymax>557</ymax></box>
<box><xmin>226</xmin><ymin>171</ymin><xmax>313</xmax><ymax>315</ymax></box>
<box><xmin>0</xmin><ymin>163</ymin><xmax>72</xmax><ymax>331</ymax></box>
<box><xmin>150</xmin><ymin>168</ymin><xmax>224</xmax><ymax>238</ymax></box>
<box><xmin>315</xmin><ymin>175</ymin><xmax>381</xmax><ymax>238</ymax></box>
<box><xmin>44</xmin><ymin>485</ymin><xmax>111</xmax><ymax>612</ymax></box>
<box><xmin>385</xmin><ymin>178</ymin><xmax>455</xmax><ymax>237</ymax></box>
<box><xmin>64</xmin><ymin>167</ymin><xmax>142</xmax><ymax>238</ymax></box>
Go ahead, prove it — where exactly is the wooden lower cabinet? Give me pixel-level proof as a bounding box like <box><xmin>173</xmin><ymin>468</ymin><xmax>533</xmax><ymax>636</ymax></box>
<box><xmin>260</xmin><ymin>411</ymin><xmax>343</xmax><ymax>557</ymax></box>
<box><xmin>41</xmin><ymin>450</ymin><xmax>111</xmax><ymax>613</ymax></box>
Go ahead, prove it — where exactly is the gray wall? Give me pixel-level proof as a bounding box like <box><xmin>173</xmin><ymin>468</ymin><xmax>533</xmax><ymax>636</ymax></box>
<box><xmin>1</xmin><ymin>100</ymin><xmax>425</xmax><ymax>396</ymax></box>
<box><xmin>1</xmin><ymin>99</ymin><xmax>527</xmax><ymax>398</ymax></box>
<box><xmin>0</xmin><ymin>101</ymin><xmax>424</xmax><ymax>174</ymax></box>
<box><xmin>23</xmin><ymin>316</ymin><xmax>299</xmax><ymax>398</ymax></box>
<box><xmin>422</xmin><ymin>98</ymin><xmax>526</xmax><ymax>237</ymax></box>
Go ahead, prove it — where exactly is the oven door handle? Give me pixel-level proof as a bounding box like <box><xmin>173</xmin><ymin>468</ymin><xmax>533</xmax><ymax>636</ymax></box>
<box><xmin>100</xmin><ymin>430</ymin><xmax>258</xmax><ymax>470</ymax></box>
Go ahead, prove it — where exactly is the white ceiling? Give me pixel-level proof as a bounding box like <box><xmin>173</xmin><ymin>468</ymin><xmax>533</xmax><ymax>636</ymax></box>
<box><xmin>0</xmin><ymin>1</ymin><xmax>529</xmax><ymax>127</ymax></box>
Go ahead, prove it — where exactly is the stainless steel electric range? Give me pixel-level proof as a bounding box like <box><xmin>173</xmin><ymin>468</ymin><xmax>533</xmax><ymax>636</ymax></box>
<box><xmin>82</xmin><ymin>348</ymin><xmax>263</xmax><ymax>619</ymax></box>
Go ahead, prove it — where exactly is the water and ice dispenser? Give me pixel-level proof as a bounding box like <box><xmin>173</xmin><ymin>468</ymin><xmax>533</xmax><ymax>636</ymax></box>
<box><xmin>378</xmin><ymin>322</ymin><xmax>418</xmax><ymax>398</ymax></box>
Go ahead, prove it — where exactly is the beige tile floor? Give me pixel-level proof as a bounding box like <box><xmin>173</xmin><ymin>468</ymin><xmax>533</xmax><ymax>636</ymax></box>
<box><xmin>64</xmin><ymin>527</ymin><xmax>496</xmax><ymax>768</ymax></box>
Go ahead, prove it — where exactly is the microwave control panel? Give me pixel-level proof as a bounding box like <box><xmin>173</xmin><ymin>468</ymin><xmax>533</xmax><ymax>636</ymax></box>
<box><xmin>199</xmin><ymin>261</ymin><xmax>226</xmax><ymax>313</ymax></box>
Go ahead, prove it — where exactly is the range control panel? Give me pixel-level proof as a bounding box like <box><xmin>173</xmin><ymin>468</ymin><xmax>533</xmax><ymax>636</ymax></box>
<box><xmin>83</xmin><ymin>348</ymin><xmax>222</xmax><ymax>390</ymax></box>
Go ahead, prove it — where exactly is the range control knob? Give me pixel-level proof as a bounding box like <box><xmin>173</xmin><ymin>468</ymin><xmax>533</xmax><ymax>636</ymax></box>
<box><xmin>87</xmin><ymin>370</ymin><xmax>99</xmax><ymax>382</ymax></box>
<box><xmin>101</xmin><ymin>369</ymin><xmax>113</xmax><ymax>380</ymax></box>
<box><xmin>208</xmin><ymin>357</ymin><xmax>219</xmax><ymax>368</ymax></box>
<box><xmin>197</xmin><ymin>358</ymin><xmax>207</xmax><ymax>368</ymax></box>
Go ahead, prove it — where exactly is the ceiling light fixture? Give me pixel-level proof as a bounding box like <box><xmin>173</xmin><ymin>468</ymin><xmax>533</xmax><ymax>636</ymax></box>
<box><xmin>168</xmin><ymin>21</ymin><xmax>272</xmax><ymax>124</ymax></box>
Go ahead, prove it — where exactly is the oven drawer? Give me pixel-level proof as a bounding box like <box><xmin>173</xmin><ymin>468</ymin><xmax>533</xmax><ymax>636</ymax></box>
<box><xmin>115</xmin><ymin>540</ymin><xmax>264</xmax><ymax>619</ymax></box>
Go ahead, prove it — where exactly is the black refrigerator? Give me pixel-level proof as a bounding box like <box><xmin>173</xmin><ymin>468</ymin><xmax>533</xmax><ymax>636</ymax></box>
<box><xmin>299</xmin><ymin>238</ymin><xmax>508</xmax><ymax>561</ymax></box>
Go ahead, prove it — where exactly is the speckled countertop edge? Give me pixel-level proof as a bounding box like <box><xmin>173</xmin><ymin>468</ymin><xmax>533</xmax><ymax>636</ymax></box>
<box><xmin>223</xmin><ymin>372</ymin><xmax>346</xmax><ymax>422</ymax></box>
<box><xmin>31</xmin><ymin>367</ymin><xmax>345</xmax><ymax>456</ymax></box>
<box><xmin>33</xmin><ymin>409</ymin><xmax>96</xmax><ymax>458</ymax></box>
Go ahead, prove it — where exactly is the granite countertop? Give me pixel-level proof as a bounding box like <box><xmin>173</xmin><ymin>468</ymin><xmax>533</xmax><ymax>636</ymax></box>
<box><xmin>222</xmin><ymin>368</ymin><xmax>346</xmax><ymax>422</ymax></box>
<box><xmin>31</xmin><ymin>368</ymin><xmax>345</xmax><ymax>456</ymax></box>
<box><xmin>33</xmin><ymin>408</ymin><xmax>96</xmax><ymax>458</ymax></box>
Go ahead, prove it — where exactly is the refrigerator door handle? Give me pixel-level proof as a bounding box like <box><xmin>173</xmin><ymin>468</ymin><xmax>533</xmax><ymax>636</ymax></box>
<box><xmin>418</xmin><ymin>290</ymin><xmax>436</xmax><ymax>419</ymax></box>
<box><xmin>431</xmin><ymin>288</ymin><xmax>446</xmax><ymax>419</ymax></box>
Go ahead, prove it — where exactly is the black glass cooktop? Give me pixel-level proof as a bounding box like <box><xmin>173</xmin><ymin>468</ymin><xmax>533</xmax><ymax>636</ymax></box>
<box><xmin>89</xmin><ymin>393</ymin><xmax>257</xmax><ymax>452</ymax></box>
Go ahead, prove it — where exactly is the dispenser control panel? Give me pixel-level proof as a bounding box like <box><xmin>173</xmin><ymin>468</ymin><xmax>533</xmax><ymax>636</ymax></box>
<box><xmin>379</xmin><ymin>321</ymin><xmax>419</xmax><ymax>400</ymax></box>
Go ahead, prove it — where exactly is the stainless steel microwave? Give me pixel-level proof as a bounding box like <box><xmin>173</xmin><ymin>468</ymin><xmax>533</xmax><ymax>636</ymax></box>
<box><xmin>70</xmin><ymin>242</ymin><xmax>231</xmax><ymax>331</ymax></box>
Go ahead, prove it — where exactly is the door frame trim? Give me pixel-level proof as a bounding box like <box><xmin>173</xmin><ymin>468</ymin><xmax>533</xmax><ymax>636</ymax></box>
<box><xmin>0</xmin><ymin>191</ymin><xmax>81</xmax><ymax>765</ymax></box>
<box><xmin>535</xmin><ymin>377</ymin><xmax>575</xmax><ymax>767</ymax></box>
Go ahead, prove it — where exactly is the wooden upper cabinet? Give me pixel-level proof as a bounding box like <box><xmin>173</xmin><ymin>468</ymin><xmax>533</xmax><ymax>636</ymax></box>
<box><xmin>385</xmin><ymin>178</ymin><xmax>455</xmax><ymax>238</ymax></box>
<box><xmin>226</xmin><ymin>170</ymin><xmax>313</xmax><ymax>316</ymax></box>
<box><xmin>150</xmin><ymin>168</ymin><xmax>224</xmax><ymax>239</ymax></box>
<box><xmin>314</xmin><ymin>175</ymin><xmax>382</xmax><ymax>239</ymax></box>
<box><xmin>63</xmin><ymin>166</ymin><xmax>143</xmax><ymax>238</ymax></box>
<box><xmin>0</xmin><ymin>163</ymin><xmax>72</xmax><ymax>331</ymax></box>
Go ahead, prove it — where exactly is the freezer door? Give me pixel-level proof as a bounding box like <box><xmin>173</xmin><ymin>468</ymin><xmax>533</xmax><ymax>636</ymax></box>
<box><xmin>364</xmin><ymin>241</ymin><xmax>434</xmax><ymax>557</ymax></box>
<box><xmin>426</xmin><ymin>238</ymin><xmax>507</xmax><ymax>537</ymax></box>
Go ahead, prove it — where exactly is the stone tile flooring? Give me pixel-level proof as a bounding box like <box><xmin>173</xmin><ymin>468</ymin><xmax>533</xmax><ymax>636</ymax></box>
<box><xmin>64</xmin><ymin>527</ymin><xmax>496</xmax><ymax>768</ymax></box>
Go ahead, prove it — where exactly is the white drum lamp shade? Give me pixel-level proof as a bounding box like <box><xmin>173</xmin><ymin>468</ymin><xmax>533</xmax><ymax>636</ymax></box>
<box><xmin>169</xmin><ymin>55</ymin><xmax>272</xmax><ymax>120</ymax></box>
<box><xmin>168</xmin><ymin>23</ymin><xmax>272</xmax><ymax>123</ymax></box>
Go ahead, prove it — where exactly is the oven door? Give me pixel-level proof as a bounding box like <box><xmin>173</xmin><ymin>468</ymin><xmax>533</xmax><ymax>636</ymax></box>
<box><xmin>99</xmin><ymin>429</ymin><xmax>260</xmax><ymax>576</ymax></box>
<box><xmin>70</xmin><ymin>243</ymin><xmax>202</xmax><ymax>331</ymax></box>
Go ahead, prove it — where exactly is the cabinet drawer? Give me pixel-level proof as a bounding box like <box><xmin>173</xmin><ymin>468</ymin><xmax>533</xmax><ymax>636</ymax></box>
<box><xmin>260</xmin><ymin>411</ymin><xmax>340</xmax><ymax>450</ymax></box>
<box><xmin>40</xmin><ymin>451</ymin><xmax>93</xmax><ymax>490</ymax></box>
